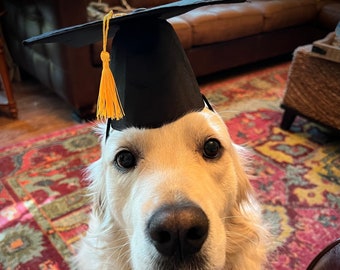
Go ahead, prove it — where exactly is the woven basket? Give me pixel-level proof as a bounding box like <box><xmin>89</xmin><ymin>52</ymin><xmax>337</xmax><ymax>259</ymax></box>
<box><xmin>311</xmin><ymin>32</ymin><xmax>340</xmax><ymax>63</ymax></box>
<box><xmin>282</xmin><ymin>45</ymin><xmax>340</xmax><ymax>130</ymax></box>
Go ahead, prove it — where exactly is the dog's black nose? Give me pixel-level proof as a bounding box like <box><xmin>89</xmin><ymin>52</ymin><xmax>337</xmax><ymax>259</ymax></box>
<box><xmin>147</xmin><ymin>203</ymin><xmax>209</xmax><ymax>260</ymax></box>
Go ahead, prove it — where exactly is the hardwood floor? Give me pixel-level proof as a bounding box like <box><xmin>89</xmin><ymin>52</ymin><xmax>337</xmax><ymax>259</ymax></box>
<box><xmin>0</xmin><ymin>77</ymin><xmax>78</xmax><ymax>148</ymax></box>
<box><xmin>0</xmin><ymin>56</ymin><xmax>292</xmax><ymax>149</ymax></box>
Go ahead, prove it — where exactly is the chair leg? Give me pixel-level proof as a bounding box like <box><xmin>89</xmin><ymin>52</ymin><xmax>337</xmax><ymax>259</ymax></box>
<box><xmin>280</xmin><ymin>106</ymin><xmax>296</xmax><ymax>131</ymax></box>
<box><xmin>0</xmin><ymin>37</ymin><xmax>17</xmax><ymax>118</ymax></box>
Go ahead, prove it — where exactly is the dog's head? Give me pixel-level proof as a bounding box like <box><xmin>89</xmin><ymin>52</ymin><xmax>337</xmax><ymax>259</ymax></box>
<box><xmin>87</xmin><ymin>108</ymin><xmax>266</xmax><ymax>269</ymax></box>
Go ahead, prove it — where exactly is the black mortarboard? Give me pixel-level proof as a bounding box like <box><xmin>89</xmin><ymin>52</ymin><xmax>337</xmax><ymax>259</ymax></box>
<box><xmin>24</xmin><ymin>0</ymin><xmax>244</xmax><ymax>132</ymax></box>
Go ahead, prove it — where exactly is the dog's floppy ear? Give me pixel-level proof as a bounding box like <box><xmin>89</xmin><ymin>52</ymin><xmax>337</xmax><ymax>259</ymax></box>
<box><xmin>92</xmin><ymin>122</ymin><xmax>110</xmax><ymax>149</ymax></box>
<box><xmin>229</xmin><ymin>144</ymin><xmax>266</xmax><ymax>250</ymax></box>
<box><xmin>231</xmin><ymin>143</ymin><xmax>253</xmax><ymax>203</ymax></box>
<box><xmin>86</xmin><ymin>159</ymin><xmax>107</xmax><ymax>220</ymax></box>
<box><xmin>85</xmin><ymin>123</ymin><xmax>109</xmax><ymax>219</ymax></box>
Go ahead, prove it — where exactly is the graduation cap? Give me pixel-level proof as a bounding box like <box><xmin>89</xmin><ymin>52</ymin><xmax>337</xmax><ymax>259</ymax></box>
<box><xmin>24</xmin><ymin>0</ymin><xmax>245</xmax><ymax>133</ymax></box>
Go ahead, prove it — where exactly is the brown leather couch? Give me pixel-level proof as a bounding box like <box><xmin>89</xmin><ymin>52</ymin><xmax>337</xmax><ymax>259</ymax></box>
<box><xmin>1</xmin><ymin>0</ymin><xmax>339</xmax><ymax>120</ymax></box>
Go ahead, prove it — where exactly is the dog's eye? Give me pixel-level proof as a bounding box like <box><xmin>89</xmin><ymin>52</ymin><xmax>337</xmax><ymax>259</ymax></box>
<box><xmin>114</xmin><ymin>150</ymin><xmax>136</xmax><ymax>170</ymax></box>
<box><xmin>203</xmin><ymin>139</ymin><xmax>221</xmax><ymax>159</ymax></box>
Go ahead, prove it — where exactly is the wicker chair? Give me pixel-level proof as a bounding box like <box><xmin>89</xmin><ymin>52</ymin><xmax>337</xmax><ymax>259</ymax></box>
<box><xmin>280</xmin><ymin>40</ymin><xmax>340</xmax><ymax>131</ymax></box>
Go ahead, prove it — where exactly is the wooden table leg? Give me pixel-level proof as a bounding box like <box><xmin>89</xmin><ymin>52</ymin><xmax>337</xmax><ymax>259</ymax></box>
<box><xmin>0</xmin><ymin>37</ymin><xmax>17</xmax><ymax>118</ymax></box>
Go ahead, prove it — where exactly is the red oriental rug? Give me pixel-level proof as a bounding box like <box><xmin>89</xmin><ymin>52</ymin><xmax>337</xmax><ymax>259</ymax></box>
<box><xmin>0</xmin><ymin>62</ymin><xmax>339</xmax><ymax>269</ymax></box>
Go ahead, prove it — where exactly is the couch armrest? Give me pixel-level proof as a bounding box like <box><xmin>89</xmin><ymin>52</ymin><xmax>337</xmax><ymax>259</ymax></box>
<box><xmin>1</xmin><ymin>0</ymin><xmax>101</xmax><ymax>116</ymax></box>
<box><xmin>35</xmin><ymin>0</ymin><xmax>90</xmax><ymax>29</ymax></box>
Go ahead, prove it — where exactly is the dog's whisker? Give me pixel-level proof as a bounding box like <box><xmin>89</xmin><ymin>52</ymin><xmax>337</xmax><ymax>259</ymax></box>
<box><xmin>84</xmin><ymin>226</ymin><xmax>113</xmax><ymax>239</ymax></box>
<box><xmin>226</xmin><ymin>230</ymin><xmax>261</xmax><ymax>247</ymax></box>
<box><xmin>222</xmin><ymin>215</ymin><xmax>248</xmax><ymax>220</ymax></box>
<box><xmin>84</xmin><ymin>234</ymin><xmax>132</xmax><ymax>269</ymax></box>
<box><xmin>102</xmin><ymin>242</ymin><xmax>132</xmax><ymax>269</ymax></box>
<box><xmin>222</xmin><ymin>215</ymin><xmax>268</xmax><ymax>228</ymax></box>
<box><xmin>121</xmin><ymin>250</ymin><xmax>134</xmax><ymax>269</ymax></box>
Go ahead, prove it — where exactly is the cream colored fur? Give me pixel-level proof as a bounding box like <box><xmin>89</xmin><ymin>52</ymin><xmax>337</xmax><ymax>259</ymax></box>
<box><xmin>75</xmin><ymin>108</ymin><xmax>270</xmax><ymax>269</ymax></box>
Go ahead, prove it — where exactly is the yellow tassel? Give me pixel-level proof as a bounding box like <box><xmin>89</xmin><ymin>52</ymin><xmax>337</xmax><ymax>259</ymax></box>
<box><xmin>96</xmin><ymin>10</ymin><xmax>124</xmax><ymax>120</ymax></box>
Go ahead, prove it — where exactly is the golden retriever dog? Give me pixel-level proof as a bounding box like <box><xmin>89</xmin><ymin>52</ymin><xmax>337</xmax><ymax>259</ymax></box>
<box><xmin>75</xmin><ymin>107</ymin><xmax>270</xmax><ymax>269</ymax></box>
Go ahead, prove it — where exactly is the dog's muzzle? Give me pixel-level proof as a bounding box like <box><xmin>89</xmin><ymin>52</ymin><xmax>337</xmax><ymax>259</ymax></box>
<box><xmin>147</xmin><ymin>202</ymin><xmax>209</xmax><ymax>262</ymax></box>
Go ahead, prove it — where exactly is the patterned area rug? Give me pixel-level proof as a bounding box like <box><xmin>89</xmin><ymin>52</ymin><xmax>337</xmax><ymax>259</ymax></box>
<box><xmin>0</xmin><ymin>62</ymin><xmax>339</xmax><ymax>269</ymax></box>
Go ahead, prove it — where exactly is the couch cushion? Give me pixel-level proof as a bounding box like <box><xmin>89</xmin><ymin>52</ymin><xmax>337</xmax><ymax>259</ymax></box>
<box><xmin>178</xmin><ymin>3</ymin><xmax>263</xmax><ymax>46</ymax></box>
<box><xmin>168</xmin><ymin>17</ymin><xmax>193</xmax><ymax>49</ymax></box>
<box><xmin>251</xmin><ymin>0</ymin><xmax>318</xmax><ymax>32</ymax></box>
<box><xmin>318</xmin><ymin>2</ymin><xmax>340</xmax><ymax>29</ymax></box>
